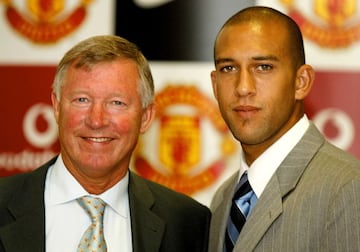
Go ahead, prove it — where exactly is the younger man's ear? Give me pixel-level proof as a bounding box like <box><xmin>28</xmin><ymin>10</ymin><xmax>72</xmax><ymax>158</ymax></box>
<box><xmin>295</xmin><ymin>64</ymin><xmax>315</xmax><ymax>100</ymax></box>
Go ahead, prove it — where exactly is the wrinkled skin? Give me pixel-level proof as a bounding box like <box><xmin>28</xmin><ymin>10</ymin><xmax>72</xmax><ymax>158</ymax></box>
<box><xmin>52</xmin><ymin>59</ymin><xmax>155</xmax><ymax>194</ymax></box>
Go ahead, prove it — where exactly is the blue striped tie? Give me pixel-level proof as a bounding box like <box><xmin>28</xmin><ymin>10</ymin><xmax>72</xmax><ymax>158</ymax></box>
<box><xmin>224</xmin><ymin>172</ymin><xmax>257</xmax><ymax>252</ymax></box>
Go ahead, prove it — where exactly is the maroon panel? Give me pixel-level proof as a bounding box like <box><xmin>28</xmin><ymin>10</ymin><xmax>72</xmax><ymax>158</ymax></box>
<box><xmin>0</xmin><ymin>65</ymin><xmax>60</xmax><ymax>176</ymax></box>
<box><xmin>305</xmin><ymin>70</ymin><xmax>360</xmax><ymax>158</ymax></box>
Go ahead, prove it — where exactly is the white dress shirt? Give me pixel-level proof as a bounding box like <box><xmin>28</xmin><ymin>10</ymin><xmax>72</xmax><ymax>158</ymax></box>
<box><xmin>44</xmin><ymin>155</ymin><xmax>132</xmax><ymax>252</ymax></box>
<box><xmin>240</xmin><ymin>115</ymin><xmax>310</xmax><ymax>198</ymax></box>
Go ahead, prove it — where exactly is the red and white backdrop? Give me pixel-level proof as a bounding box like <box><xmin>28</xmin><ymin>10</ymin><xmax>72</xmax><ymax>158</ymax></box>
<box><xmin>1</xmin><ymin>0</ymin><xmax>359</xmax><ymax>206</ymax></box>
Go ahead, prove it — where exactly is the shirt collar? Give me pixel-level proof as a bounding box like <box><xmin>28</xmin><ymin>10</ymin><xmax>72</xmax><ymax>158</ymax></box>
<box><xmin>46</xmin><ymin>155</ymin><xmax>129</xmax><ymax>217</ymax></box>
<box><xmin>240</xmin><ymin>115</ymin><xmax>310</xmax><ymax>197</ymax></box>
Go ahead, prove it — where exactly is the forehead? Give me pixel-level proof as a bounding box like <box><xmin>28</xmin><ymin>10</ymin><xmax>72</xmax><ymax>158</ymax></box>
<box><xmin>215</xmin><ymin>20</ymin><xmax>290</xmax><ymax>57</ymax></box>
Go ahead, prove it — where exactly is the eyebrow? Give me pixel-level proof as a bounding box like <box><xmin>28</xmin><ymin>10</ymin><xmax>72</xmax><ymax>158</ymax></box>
<box><xmin>215</xmin><ymin>54</ymin><xmax>279</xmax><ymax>66</ymax></box>
<box><xmin>214</xmin><ymin>58</ymin><xmax>234</xmax><ymax>66</ymax></box>
<box><xmin>252</xmin><ymin>55</ymin><xmax>279</xmax><ymax>62</ymax></box>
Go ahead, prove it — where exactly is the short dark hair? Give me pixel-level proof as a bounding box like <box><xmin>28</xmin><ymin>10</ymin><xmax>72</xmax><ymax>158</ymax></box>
<box><xmin>215</xmin><ymin>6</ymin><xmax>305</xmax><ymax>68</ymax></box>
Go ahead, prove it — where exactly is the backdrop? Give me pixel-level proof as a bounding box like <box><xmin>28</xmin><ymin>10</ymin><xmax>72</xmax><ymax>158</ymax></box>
<box><xmin>1</xmin><ymin>0</ymin><xmax>359</xmax><ymax>206</ymax></box>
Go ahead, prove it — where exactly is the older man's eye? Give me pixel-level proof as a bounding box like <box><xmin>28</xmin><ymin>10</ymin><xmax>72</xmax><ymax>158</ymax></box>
<box><xmin>112</xmin><ymin>100</ymin><xmax>124</xmax><ymax>106</ymax></box>
<box><xmin>77</xmin><ymin>97</ymin><xmax>89</xmax><ymax>103</ymax></box>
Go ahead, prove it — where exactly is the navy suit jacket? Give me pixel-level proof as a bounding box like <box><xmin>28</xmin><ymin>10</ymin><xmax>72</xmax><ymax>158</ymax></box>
<box><xmin>0</xmin><ymin>157</ymin><xmax>210</xmax><ymax>252</ymax></box>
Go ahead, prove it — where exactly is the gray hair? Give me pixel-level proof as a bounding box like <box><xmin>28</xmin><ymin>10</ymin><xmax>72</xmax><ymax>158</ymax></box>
<box><xmin>52</xmin><ymin>35</ymin><xmax>154</xmax><ymax>108</ymax></box>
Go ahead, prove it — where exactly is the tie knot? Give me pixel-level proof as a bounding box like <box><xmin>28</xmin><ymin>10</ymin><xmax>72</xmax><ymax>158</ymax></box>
<box><xmin>77</xmin><ymin>196</ymin><xmax>107</xmax><ymax>251</ymax></box>
<box><xmin>233</xmin><ymin>172</ymin><xmax>252</xmax><ymax>200</ymax></box>
<box><xmin>77</xmin><ymin>196</ymin><xmax>106</xmax><ymax>222</ymax></box>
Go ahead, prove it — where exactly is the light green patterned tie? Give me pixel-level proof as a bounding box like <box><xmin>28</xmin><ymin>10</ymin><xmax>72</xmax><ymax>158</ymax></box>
<box><xmin>77</xmin><ymin>196</ymin><xmax>107</xmax><ymax>252</ymax></box>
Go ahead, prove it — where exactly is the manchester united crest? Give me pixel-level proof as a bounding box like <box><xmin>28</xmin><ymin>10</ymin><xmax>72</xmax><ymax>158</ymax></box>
<box><xmin>281</xmin><ymin>0</ymin><xmax>360</xmax><ymax>47</ymax></box>
<box><xmin>2</xmin><ymin>0</ymin><xmax>92</xmax><ymax>43</ymax></box>
<box><xmin>133</xmin><ymin>85</ymin><xmax>237</xmax><ymax>195</ymax></box>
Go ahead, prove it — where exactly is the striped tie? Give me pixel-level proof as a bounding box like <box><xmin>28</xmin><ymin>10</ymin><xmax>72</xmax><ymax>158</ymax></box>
<box><xmin>224</xmin><ymin>172</ymin><xmax>257</xmax><ymax>252</ymax></box>
<box><xmin>77</xmin><ymin>196</ymin><xmax>107</xmax><ymax>252</ymax></box>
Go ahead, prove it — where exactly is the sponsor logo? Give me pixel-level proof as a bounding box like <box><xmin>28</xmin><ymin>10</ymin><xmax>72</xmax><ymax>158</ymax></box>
<box><xmin>313</xmin><ymin>108</ymin><xmax>355</xmax><ymax>150</ymax></box>
<box><xmin>133</xmin><ymin>85</ymin><xmax>237</xmax><ymax>195</ymax></box>
<box><xmin>2</xmin><ymin>0</ymin><xmax>92</xmax><ymax>43</ymax></box>
<box><xmin>281</xmin><ymin>0</ymin><xmax>360</xmax><ymax>47</ymax></box>
<box><xmin>0</xmin><ymin>103</ymin><xmax>58</xmax><ymax>176</ymax></box>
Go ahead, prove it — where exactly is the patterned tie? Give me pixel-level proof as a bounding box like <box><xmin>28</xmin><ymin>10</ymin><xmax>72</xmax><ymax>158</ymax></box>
<box><xmin>77</xmin><ymin>196</ymin><xmax>107</xmax><ymax>252</ymax></box>
<box><xmin>224</xmin><ymin>172</ymin><xmax>257</xmax><ymax>252</ymax></box>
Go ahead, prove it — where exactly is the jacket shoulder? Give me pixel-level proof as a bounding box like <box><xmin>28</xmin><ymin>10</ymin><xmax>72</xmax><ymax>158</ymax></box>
<box><xmin>130</xmin><ymin>172</ymin><xmax>210</xmax><ymax>214</ymax></box>
<box><xmin>0</xmin><ymin>157</ymin><xmax>55</xmax><ymax>205</ymax></box>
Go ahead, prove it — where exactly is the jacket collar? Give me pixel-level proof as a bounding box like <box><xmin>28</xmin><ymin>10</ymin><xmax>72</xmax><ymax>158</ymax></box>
<box><xmin>128</xmin><ymin>172</ymin><xmax>166</xmax><ymax>252</ymax></box>
<box><xmin>236</xmin><ymin>123</ymin><xmax>325</xmax><ymax>251</ymax></box>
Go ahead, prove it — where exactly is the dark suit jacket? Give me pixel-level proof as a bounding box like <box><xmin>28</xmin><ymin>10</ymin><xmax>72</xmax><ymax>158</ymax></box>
<box><xmin>209</xmin><ymin>123</ymin><xmax>360</xmax><ymax>251</ymax></box>
<box><xmin>0</xmin><ymin>157</ymin><xmax>210</xmax><ymax>252</ymax></box>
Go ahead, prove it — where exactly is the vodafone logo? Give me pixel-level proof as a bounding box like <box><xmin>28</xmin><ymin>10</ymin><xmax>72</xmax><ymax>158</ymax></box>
<box><xmin>313</xmin><ymin>108</ymin><xmax>355</xmax><ymax>150</ymax></box>
<box><xmin>22</xmin><ymin>103</ymin><xmax>58</xmax><ymax>148</ymax></box>
<box><xmin>0</xmin><ymin>103</ymin><xmax>58</xmax><ymax>173</ymax></box>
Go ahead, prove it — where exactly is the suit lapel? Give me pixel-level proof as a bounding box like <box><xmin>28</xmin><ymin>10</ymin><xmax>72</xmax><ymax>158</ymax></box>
<box><xmin>128</xmin><ymin>172</ymin><xmax>165</xmax><ymax>252</ymax></box>
<box><xmin>236</xmin><ymin>123</ymin><xmax>325</xmax><ymax>251</ymax></box>
<box><xmin>209</xmin><ymin>171</ymin><xmax>239</xmax><ymax>252</ymax></box>
<box><xmin>0</xmin><ymin>161</ymin><xmax>52</xmax><ymax>252</ymax></box>
<box><xmin>236</xmin><ymin>173</ymin><xmax>283</xmax><ymax>251</ymax></box>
